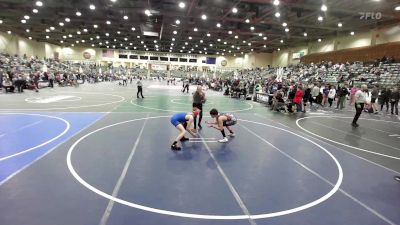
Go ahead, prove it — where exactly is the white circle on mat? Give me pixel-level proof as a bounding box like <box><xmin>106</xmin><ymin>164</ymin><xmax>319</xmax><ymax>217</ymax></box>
<box><xmin>67</xmin><ymin>116</ymin><xmax>343</xmax><ymax>220</ymax></box>
<box><xmin>0</xmin><ymin>113</ymin><xmax>70</xmax><ymax>161</ymax></box>
<box><xmin>0</xmin><ymin>92</ymin><xmax>125</xmax><ymax>111</ymax></box>
<box><xmin>296</xmin><ymin>116</ymin><xmax>400</xmax><ymax>160</ymax></box>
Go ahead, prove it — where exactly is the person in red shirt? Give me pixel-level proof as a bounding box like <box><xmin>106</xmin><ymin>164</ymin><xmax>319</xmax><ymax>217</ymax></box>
<box><xmin>293</xmin><ymin>85</ymin><xmax>304</xmax><ymax>112</ymax></box>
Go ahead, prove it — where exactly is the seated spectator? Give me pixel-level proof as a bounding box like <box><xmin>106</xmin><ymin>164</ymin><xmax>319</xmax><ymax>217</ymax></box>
<box><xmin>2</xmin><ymin>78</ymin><xmax>15</xmax><ymax>93</ymax></box>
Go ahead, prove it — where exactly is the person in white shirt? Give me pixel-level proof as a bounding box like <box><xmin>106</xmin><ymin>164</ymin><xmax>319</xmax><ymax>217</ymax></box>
<box><xmin>327</xmin><ymin>85</ymin><xmax>336</xmax><ymax>107</ymax></box>
<box><xmin>352</xmin><ymin>84</ymin><xmax>368</xmax><ymax>127</ymax></box>
<box><xmin>136</xmin><ymin>77</ymin><xmax>144</xmax><ymax>98</ymax></box>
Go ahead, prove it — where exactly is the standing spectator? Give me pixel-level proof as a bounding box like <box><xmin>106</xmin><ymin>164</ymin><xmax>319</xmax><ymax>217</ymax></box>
<box><xmin>182</xmin><ymin>79</ymin><xmax>189</xmax><ymax>93</ymax></box>
<box><xmin>293</xmin><ymin>86</ymin><xmax>304</xmax><ymax>112</ymax></box>
<box><xmin>322</xmin><ymin>85</ymin><xmax>329</xmax><ymax>107</ymax></box>
<box><xmin>379</xmin><ymin>87</ymin><xmax>390</xmax><ymax>112</ymax></box>
<box><xmin>352</xmin><ymin>85</ymin><xmax>368</xmax><ymax>127</ymax></box>
<box><xmin>48</xmin><ymin>72</ymin><xmax>55</xmax><ymax>88</ymax></box>
<box><xmin>137</xmin><ymin>77</ymin><xmax>144</xmax><ymax>98</ymax></box>
<box><xmin>310</xmin><ymin>83</ymin><xmax>320</xmax><ymax>110</ymax></box>
<box><xmin>192</xmin><ymin>85</ymin><xmax>206</xmax><ymax>130</ymax></box>
<box><xmin>336</xmin><ymin>84</ymin><xmax>349</xmax><ymax>110</ymax></box>
<box><xmin>33</xmin><ymin>72</ymin><xmax>40</xmax><ymax>92</ymax></box>
<box><xmin>122</xmin><ymin>75</ymin><xmax>127</xmax><ymax>86</ymax></box>
<box><xmin>390</xmin><ymin>87</ymin><xmax>399</xmax><ymax>115</ymax></box>
<box><xmin>327</xmin><ymin>85</ymin><xmax>336</xmax><ymax>107</ymax></box>
<box><xmin>349</xmin><ymin>85</ymin><xmax>358</xmax><ymax>106</ymax></box>
<box><xmin>370</xmin><ymin>86</ymin><xmax>379</xmax><ymax>114</ymax></box>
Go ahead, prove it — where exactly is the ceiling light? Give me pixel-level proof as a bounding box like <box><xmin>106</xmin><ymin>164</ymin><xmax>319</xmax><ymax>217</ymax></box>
<box><xmin>106</xmin><ymin>21</ymin><xmax>111</xmax><ymax>25</ymax></box>
<box><xmin>176</xmin><ymin>19</ymin><xmax>180</xmax><ymax>24</ymax></box>
<box><xmin>282</xmin><ymin>22</ymin><xmax>287</xmax><ymax>27</ymax></box>
<box><xmin>263</xmin><ymin>37</ymin><xmax>267</xmax><ymax>40</ymax></box>
<box><xmin>173</xmin><ymin>30</ymin><xmax>177</xmax><ymax>34</ymax></box>
<box><xmin>209</xmin><ymin>44</ymin><xmax>213</xmax><ymax>47</ymax></box>
<box><xmin>131</xmin><ymin>27</ymin><xmax>136</xmax><ymax>31</ymax></box>
<box><xmin>24</xmin><ymin>15</ymin><xmax>30</xmax><ymax>20</ymax></box>
<box><xmin>232</xmin><ymin>8</ymin><xmax>238</xmax><ymax>13</ymax></box>
<box><xmin>63</xmin><ymin>35</ymin><xmax>67</xmax><ymax>39</ymax></box>
<box><xmin>189</xmin><ymin>36</ymin><xmax>192</xmax><ymax>40</ymax></box>
<box><xmin>201</xmin><ymin>14</ymin><xmax>207</xmax><ymax>20</ymax></box>
<box><xmin>245</xmin><ymin>19</ymin><xmax>250</xmax><ymax>23</ymax></box>
<box><xmin>250</xmin><ymin>26</ymin><xmax>255</xmax><ymax>31</ymax></box>
<box><xmin>21</xmin><ymin>19</ymin><xmax>26</xmax><ymax>24</ymax></box>
<box><xmin>77</xmin><ymin>31</ymin><xmax>81</xmax><ymax>35</ymax></box>
<box><xmin>32</xmin><ymin>9</ymin><xmax>38</xmax><ymax>13</ymax></box>
<box><xmin>321</xmin><ymin>4</ymin><xmax>327</xmax><ymax>12</ymax></box>
<box><xmin>137</xmin><ymin>36</ymin><xmax>140</xmax><ymax>38</ymax></box>
<box><xmin>35</xmin><ymin>1</ymin><xmax>43</xmax><ymax>7</ymax></box>
<box><xmin>76</xmin><ymin>11</ymin><xmax>82</xmax><ymax>16</ymax></box>
<box><xmin>258</xmin><ymin>33</ymin><xmax>263</xmax><ymax>36</ymax></box>
<box><xmin>46</xmin><ymin>35</ymin><xmax>49</xmax><ymax>39</ymax></box>
<box><xmin>172</xmin><ymin>38</ymin><xmax>175</xmax><ymax>41</ymax></box>
<box><xmin>0</xmin><ymin>20</ymin><xmax>3</xmax><ymax>24</ymax></box>
<box><xmin>89</xmin><ymin>4</ymin><xmax>96</xmax><ymax>10</ymax></box>
<box><xmin>59</xmin><ymin>22</ymin><xmax>64</xmax><ymax>26</ymax></box>
<box><xmin>338</xmin><ymin>22</ymin><xmax>343</xmax><ymax>27</ymax></box>
<box><xmin>70</xmin><ymin>34</ymin><xmax>74</xmax><ymax>38</ymax></box>
<box><xmin>111</xmin><ymin>0</ymin><xmax>117</xmax><ymax>2</ymax></box>
<box><xmin>145</xmin><ymin>9</ymin><xmax>151</xmax><ymax>16</ymax></box>
<box><xmin>275</xmin><ymin>12</ymin><xmax>280</xmax><ymax>18</ymax></box>
<box><xmin>395</xmin><ymin>6</ymin><xmax>400</xmax><ymax>11</ymax></box>
<box><xmin>264</xmin><ymin>45</ymin><xmax>266</xmax><ymax>48</ymax></box>
<box><xmin>318</xmin><ymin>39</ymin><xmax>322</xmax><ymax>42</ymax></box>
<box><xmin>207</xmin><ymin>33</ymin><xmax>211</xmax><ymax>37</ymax></box>
<box><xmin>65</xmin><ymin>18</ymin><xmax>70</xmax><ymax>22</ymax></box>
<box><xmin>242</xmin><ymin>40</ymin><xmax>246</xmax><ymax>43</ymax></box>
<box><xmin>285</xmin><ymin>28</ymin><xmax>289</xmax><ymax>32</ymax></box>
<box><xmin>82</xmin><ymin>40</ymin><xmax>85</xmax><ymax>43</ymax></box>
<box><xmin>217</xmin><ymin>39</ymin><xmax>221</xmax><ymax>42</ymax></box>
<box><xmin>235</xmin><ymin>35</ymin><xmax>238</xmax><ymax>39</ymax></box>
<box><xmin>179</xmin><ymin>2</ymin><xmax>186</xmax><ymax>8</ymax></box>
<box><xmin>153</xmin><ymin>40</ymin><xmax>157</xmax><ymax>43</ymax></box>
<box><xmin>29</xmin><ymin>37</ymin><xmax>32</xmax><ymax>40</ymax></box>
<box><xmin>277</xmin><ymin>48</ymin><xmax>280</xmax><ymax>51</ymax></box>
<box><xmin>200</xmin><ymin>40</ymin><xmax>203</xmax><ymax>43</ymax></box>
<box><xmin>350</xmin><ymin>31</ymin><xmax>355</xmax><ymax>35</ymax></box>
<box><xmin>117</xmin><ymin>31</ymin><xmax>121</xmax><ymax>34</ymax></box>
<box><xmin>124</xmin><ymin>16</ymin><xmax>129</xmax><ymax>20</ymax></box>
<box><xmin>304</xmin><ymin>32</ymin><xmax>307</xmax><ymax>36</ymax></box>
<box><xmin>280</xmin><ymin>39</ymin><xmax>284</xmax><ymax>43</ymax></box>
<box><xmin>248</xmin><ymin>43</ymin><xmax>251</xmax><ymax>46</ymax></box>
<box><xmin>83</xmin><ymin>29</ymin><xmax>88</xmax><ymax>32</ymax></box>
<box><xmin>228</xmin><ymin>30</ymin><xmax>233</xmax><ymax>34</ymax></box>
<box><xmin>50</xmin><ymin>26</ymin><xmax>55</xmax><ymax>30</ymax></box>
<box><xmin>7</xmin><ymin>31</ymin><xmax>11</xmax><ymax>34</ymax></box>
<box><xmin>223</xmin><ymin>42</ymin><xmax>227</xmax><ymax>44</ymax></box>
<box><xmin>60</xmin><ymin>40</ymin><xmax>64</xmax><ymax>43</ymax></box>
<box><xmin>216</xmin><ymin>23</ymin><xmax>221</xmax><ymax>28</ymax></box>
<box><xmin>194</xmin><ymin>28</ymin><xmax>198</xmax><ymax>31</ymax></box>
<box><xmin>26</xmin><ymin>29</ymin><xmax>30</xmax><ymax>32</ymax></box>
<box><xmin>273</xmin><ymin>0</ymin><xmax>280</xmax><ymax>6</ymax></box>
<box><xmin>105</xmin><ymin>33</ymin><xmax>109</xmax><ymax>36</ymax></box>
<box><xmin>93</xmin><ymin>24</ymin><xmax>98</xmax><ymax>28</ymax></box>
<box><xmin>318</xmin><ymin>16</ymin><xmax>324</xmax><ymax>21</ymax></box>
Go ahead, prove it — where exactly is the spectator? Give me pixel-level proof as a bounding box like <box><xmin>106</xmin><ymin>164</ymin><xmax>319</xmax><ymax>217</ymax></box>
<box><xmin>390</xmin><ymin>87</ymin><xmax>399</xmax><ymax>115</ymax></box>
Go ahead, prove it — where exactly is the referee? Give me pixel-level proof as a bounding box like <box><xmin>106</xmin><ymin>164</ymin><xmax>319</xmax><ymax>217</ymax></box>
<box><xmin>193</xmin><ymin>85</ymin><xmax>206</xmax><ymax>129</ymax></box>
<box><xmin>137</xmin><ymin>77</ymin><xmax>144</xmax><ymax>98</ymax></box>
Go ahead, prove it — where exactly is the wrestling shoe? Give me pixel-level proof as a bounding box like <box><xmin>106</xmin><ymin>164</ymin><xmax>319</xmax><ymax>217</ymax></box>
<box><xmin>180</xmin><ymin>137</ymin><xmax>189</xmax><ymax>142</ymax></box>
<box><xmin>218</xmin><ymin>137</ymin><xmax>229</xmax><ymax>143</ymax></box>
<box><xmin>171</xmin><ymin>145</ymin><xmax>182</xmax><ymax>151</ymax></box>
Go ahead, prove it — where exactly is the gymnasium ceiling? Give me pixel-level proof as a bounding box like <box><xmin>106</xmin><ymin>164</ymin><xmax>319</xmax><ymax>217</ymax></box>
<box><xmin>0</xmin><ymin>0</ymin><xmax>399</xmax><ymax>56</ymax></box>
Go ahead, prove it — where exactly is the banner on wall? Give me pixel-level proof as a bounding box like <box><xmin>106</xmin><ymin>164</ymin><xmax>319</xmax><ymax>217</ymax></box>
<box><xmin>151</xmin><ymin>64</ymin><xmax>168</xmax><ymax>71</ymax></box>
<box><xmin>293</xmin><ymin>51</ymin><xmax>305</xmax><ymax>59</ymax></box>
<box><xmin>102</xmin><ymin>50</ymin><xmax>114</xmax><ymax>58</ymax></box>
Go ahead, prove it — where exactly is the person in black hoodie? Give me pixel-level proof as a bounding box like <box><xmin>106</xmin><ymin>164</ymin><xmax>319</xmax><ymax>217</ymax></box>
<box><xmin>390</xmin><ymin>87</ymin><xmax>399</xmax><ymax>115</ymax></box>
<box><xmin>379</xmin><ymin>87</ymin><xmax>391</xmax><ymax>112</ymax></box>
<box><xmin>336</xmin><ymin>83</ymin><xmax>349</xmax><ymax>110</ymax></box>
